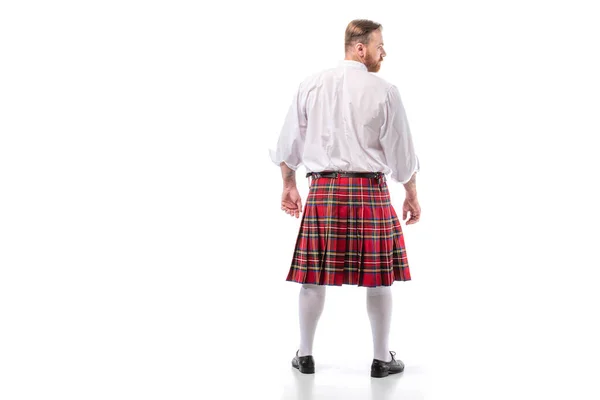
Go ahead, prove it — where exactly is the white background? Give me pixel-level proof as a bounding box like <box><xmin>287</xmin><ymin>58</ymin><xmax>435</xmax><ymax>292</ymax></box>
<box><xmin>1</xmin><ymin>0</ymin><xmax>599</xmax><ymax>399</ymax></box>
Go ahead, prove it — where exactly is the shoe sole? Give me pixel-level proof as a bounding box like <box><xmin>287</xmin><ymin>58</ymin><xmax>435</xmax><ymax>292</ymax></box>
<box><xmin>371</xmin><ymin>368</ymin><xmax>404</xmax><ymax>378</ymax></box>
<box><xmin>292</xmin><ymin>364</ymin><xmax>315</xmax><ymax>374</ymax></box>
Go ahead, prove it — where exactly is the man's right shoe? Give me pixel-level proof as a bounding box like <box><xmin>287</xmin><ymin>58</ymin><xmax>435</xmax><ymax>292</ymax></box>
<box><xmin>370</xmin><ymin>351</ymin><xmax>405</xmax><ymax>378</ymax></box>
<box><xmin>291</xmin><ymin>350</ymin><xmax>315</xmax><ymax>374</ymax></box>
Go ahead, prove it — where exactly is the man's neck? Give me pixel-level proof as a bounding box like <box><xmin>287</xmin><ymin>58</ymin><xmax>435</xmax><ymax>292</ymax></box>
<box><xmin>344</xmin><ymin>54</ymin><xmax>364</xmax><ymax>64</ymax></box>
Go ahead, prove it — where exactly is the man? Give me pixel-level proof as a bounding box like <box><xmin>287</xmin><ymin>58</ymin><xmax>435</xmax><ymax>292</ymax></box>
<box><xmin>269</xmin><ymin>19</ymin><xmax>421</xmax><ymax>378</ymax></box>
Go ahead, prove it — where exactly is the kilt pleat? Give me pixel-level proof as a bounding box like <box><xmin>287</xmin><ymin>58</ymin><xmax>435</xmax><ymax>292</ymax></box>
<box><xmin>285</xmin><ymin>175</ymin><xmax>411</xmax><ymax>287</ymax></box>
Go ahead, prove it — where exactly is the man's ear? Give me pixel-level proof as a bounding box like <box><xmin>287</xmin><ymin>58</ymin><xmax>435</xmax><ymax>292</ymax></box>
<box><xmin>355</xmin><ymin>43</ymin><xmax>365</xmax><ymax>57</ymax></box>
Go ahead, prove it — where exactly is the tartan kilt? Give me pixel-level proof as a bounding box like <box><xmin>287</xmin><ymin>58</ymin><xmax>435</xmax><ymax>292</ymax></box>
<box><xmin>286</xmin><ymin>174</ymin><xmax>411</xmax><ymax>287</ymax></box>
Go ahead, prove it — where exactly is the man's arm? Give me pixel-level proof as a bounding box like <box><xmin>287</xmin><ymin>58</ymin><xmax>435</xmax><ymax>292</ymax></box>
<box><xmin>380</xmin><ymin>86</ymin><xmax>420</xmax><ymax>184</ymax></box>
<box><xmin>402</xmin><ymin>172</ymin><xmax>420</xmax><ymax>224</ymax></box>
<box><xmin>403</xmin><ymin>172</ymin><xmax>417</xmax><ymax>199</ymax></box>
<box><xmin>382</xmin><ymin>86</ymin><xmax>420</xmax><ymax>224</ymax></box>
<box><xmin>279</xmin><ymin>162</ymin><xmax>303</xmax><ymax>218</ymax></box>
<box><xmin>280</xmin><ymin>162</ymin><xmax>297</xmax><ymax>189</ymax></box>
<box><xmin>268</xmin><ymin>83</ymin><xmax>308</xmax><ymax>170</ymax></box>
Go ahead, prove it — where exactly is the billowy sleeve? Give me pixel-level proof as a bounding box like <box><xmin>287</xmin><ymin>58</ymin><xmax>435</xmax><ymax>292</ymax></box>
<box><xmin>268</xmin><ymin>83</ymin><xmax>307</xmax><ymax>171</ymax></box>
<box><xmin>380</xmin><ymin>85</ymin><xmax>420</xmax><ymax>184</ymax></box>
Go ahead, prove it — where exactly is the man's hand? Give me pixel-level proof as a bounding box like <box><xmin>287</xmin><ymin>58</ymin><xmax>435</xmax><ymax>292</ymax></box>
<box><xmin>281</xmin><ymin>186</ymin><xmax>303</xmax><ymax>218</ymax></box>
<box><xmin>403</xmin><ymin>196</ymin><xmax>421</xmax><ymax>225</ymax></box>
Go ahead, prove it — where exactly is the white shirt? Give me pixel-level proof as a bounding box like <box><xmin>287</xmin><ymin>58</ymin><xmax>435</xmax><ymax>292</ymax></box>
<box><xmin>269</xmin><ymin>60</ymin><xmax>420</xmax><ymax>184</ymax></box>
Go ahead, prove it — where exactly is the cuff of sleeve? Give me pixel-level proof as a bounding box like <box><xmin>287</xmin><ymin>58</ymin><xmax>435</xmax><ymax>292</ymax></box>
<box><xmin>392</xmin><ymin>157</ymin><xmax>420</xmax><ymax>184</ymax></box>
<box><xmin>269</xmin><ymin>149</ymin><xmax>299</xmax><ymax>171</ymax></box>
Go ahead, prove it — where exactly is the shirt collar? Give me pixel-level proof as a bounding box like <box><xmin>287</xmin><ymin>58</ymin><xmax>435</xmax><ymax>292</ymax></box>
<box><xmin>339</xmin><ymin>60</ymin><xmax>368</xmax><ymax>71</ymax></box>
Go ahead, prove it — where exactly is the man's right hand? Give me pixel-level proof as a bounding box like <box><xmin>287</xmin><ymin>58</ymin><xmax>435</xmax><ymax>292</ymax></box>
<box><xmin>402</xmin><ymin>196</ymin><xmax>421</xmax><ymax>225</ymax></box>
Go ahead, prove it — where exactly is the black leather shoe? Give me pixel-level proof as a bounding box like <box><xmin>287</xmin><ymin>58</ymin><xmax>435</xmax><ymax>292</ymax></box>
<box><xmin>371</xmin><ymin>351</ymin><xmax>404</xmax><ymax>378</ymax></box>
<box><xmin>292</xmin><ymin>350</ymin><xmax>315</xmax><ymax>374</ymax></box>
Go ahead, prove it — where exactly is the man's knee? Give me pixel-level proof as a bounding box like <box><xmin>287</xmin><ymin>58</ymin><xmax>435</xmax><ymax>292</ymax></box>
<box><xmin>366</xmin><ymin>286</ymin><xmax>392</xmax><ymax>296</ymax></box>
<box><xmin>301</xmin><ymin>284</ymin><xmax>326</xmax><ymax>296</ymax></box>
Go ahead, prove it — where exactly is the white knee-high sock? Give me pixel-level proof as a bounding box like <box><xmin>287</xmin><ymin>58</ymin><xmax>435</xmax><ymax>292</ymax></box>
<box><xmin>298</xmin><ymin>284</ymin><xmax>326</xmax><ymax>356</ymax></box>
<box><xmin>367</xmin><ymin>286</ymin><xmax>393</xmax><ymax>362</ymax></box>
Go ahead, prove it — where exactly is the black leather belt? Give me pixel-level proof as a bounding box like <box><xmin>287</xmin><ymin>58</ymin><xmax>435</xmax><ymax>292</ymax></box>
<box><xmin>306</xmin><ymin>171</ymin><xmax>383</xmax><ymax>179</ymax></box>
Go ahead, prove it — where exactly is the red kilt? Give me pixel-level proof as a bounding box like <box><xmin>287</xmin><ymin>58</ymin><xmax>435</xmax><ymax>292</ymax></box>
<box><xmin>286</xmin><ymin>174</ymin><xmax>411</xmax><ymax>287</ymax></box>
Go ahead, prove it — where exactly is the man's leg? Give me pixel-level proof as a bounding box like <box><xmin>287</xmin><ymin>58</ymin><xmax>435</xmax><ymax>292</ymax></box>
<box><xmin>366</xmin><ymin>286</ymin><xmax>393</xmax><ymax>362</ymax></box>
<box><xmin>298</xmin><ymin>283</ymin><xmax>326</xmax><ymax>356</ymax></box>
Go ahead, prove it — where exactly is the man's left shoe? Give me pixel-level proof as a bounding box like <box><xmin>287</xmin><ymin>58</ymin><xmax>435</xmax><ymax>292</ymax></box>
<box><xmin>291</xmin><ymin>350</ymin><xmax>315</xmax><ymax>374</ymax></box>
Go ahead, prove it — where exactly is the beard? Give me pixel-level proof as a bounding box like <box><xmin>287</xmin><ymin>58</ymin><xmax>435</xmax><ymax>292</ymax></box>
<box><xmin>365</xmin><ymin>50</ymin><xmax>382</xmax><ymax>73</ymax></box>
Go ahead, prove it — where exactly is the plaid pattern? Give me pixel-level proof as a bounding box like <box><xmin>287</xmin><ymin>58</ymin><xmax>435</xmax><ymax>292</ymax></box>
<box><xmin>286</xmin><ymin>174</ymin><xmax>411</xmax><ymax>287</ymax></box>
